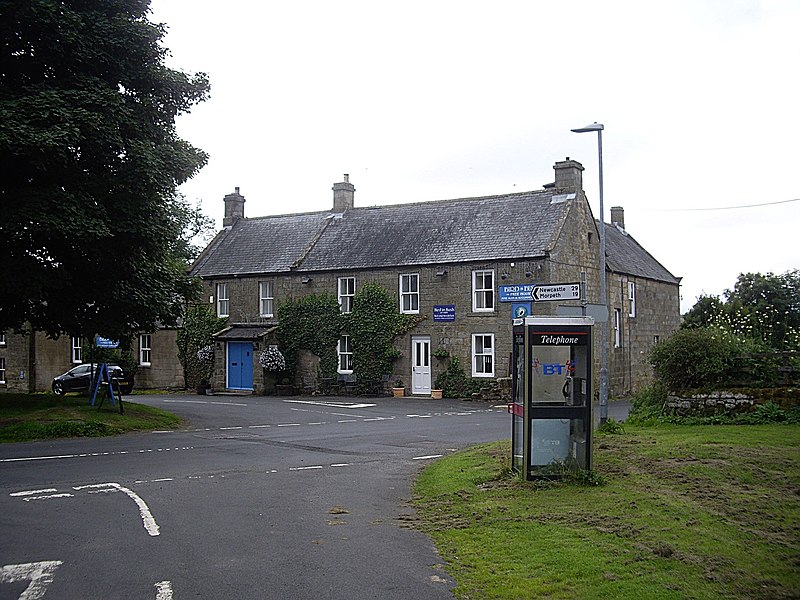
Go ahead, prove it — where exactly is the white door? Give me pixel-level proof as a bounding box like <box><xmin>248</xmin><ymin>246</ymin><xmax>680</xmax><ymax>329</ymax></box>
<box><xmin>411</xmin><ymin>336</ymin><xmax>431</xmax><ymax>395</ymax></box>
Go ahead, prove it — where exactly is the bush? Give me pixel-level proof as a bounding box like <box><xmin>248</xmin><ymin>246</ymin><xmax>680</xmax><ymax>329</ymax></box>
<box><xmin>435</xmin><ymin>356</ymin><xmax>482</xmax><ymax>399</ymax></box>
<box><xmin>627</xmin><ymin>383</ymin><xmax>668</xmax><ymax>425</ymax></box>
<box><xmin>650</xmin><ymin>327</ymin><xmax>743</xmax><ymax>391</ymax></box>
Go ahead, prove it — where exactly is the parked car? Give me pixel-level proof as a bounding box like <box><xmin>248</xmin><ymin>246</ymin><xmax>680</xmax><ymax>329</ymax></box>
<box><xmin>52</xmin><ymin>364</ymin><xmax>133</xmax><ymax>395</ymax></box>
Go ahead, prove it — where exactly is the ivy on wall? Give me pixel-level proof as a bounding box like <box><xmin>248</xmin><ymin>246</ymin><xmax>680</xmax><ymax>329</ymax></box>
<box><xmin>344</xmin><ymin>282</ymin><xmax>424</xmax><ymax>386</ymax></box>
<box><xmin>177</xmin><ymin>304</ymin><xmax>227</xmax><ymax>389</ymax></box>
<box><xmin>276</xmin><ymin>293</ymin><xmax>341</xmax><ymax>379</ymax></box>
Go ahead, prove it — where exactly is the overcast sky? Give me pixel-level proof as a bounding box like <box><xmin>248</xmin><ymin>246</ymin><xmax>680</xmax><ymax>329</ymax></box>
<box><xmin>150</xmin><ymin>0</ymin><xmax>799</xmax><ymax>313</ymax></box>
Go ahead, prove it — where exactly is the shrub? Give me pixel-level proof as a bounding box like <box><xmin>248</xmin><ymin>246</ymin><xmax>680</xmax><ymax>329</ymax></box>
<box><xmin>650</xmin><ymin>327</ymin><xmax>743</xmax><ymax>391</ymax></box>
<box><xmin>627</xmin><ymin>383</ymin><xmax>668</xmax><ymax>425</ymax></box>
<box><xmin>435</xmin><ymin>356</ymin><xmax>482</xmax><ymax>399</ymax></box>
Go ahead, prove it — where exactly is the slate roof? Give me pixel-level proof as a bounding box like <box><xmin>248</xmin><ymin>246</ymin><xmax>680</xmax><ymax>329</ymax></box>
<box><xmin>604</xmin><ymin>223</ymin><xmax>680</xmax><ymax>285</ymax></box>
<box><xmin>190</xmin><ymin>187</ymin><xmax>679</xmax><ymax>287</ymax></box>
<box><xmin>190</xmin><ymin>189</ymin><xmax>570</xmax><ymax>277</ymax></box>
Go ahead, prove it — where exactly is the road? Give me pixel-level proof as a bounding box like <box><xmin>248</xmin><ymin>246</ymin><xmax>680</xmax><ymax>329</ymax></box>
<box><xmin>0</xmin><ymin>394</ymin><xmax>511</xmax><ymax>600</ymax></box>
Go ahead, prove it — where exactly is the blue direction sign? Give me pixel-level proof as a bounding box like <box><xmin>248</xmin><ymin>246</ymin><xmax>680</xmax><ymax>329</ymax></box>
<box><xmin>95</xmin><ymin>336</ymin><xmax>120</xmax><ymax>349</ymax></box>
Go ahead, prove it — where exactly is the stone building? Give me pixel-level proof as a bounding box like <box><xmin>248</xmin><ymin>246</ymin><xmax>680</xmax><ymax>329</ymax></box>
<box><xmin>0</xmin><ymin>329</ymin><xmax>183</xmax><ymax>393</ymax></box>
<box><xmin>189</xmin><ymin>158</ymin><xmax>681</xmax><ymax>397</ymax></box>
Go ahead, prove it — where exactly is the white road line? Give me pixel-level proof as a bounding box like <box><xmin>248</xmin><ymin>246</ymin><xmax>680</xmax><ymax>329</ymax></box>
<box><xmin>22</xmin><ymin>494</ymin><xmax>74</xmax><ymax>502</ymax></box>
<box><xmin>277</xmin><ymin>423</ymin><xmax>300</xmax><ymax>427</ymax></box>
<box><xmin>135</xmin><ymin>478</ymin><xmax>173</xmax><ymax>484</ymax></box>
<box><xmin>155</xmin><ymin>580</ymin><xmax>173</xmax><ymax>600</ymax></box>
<box><xmin>10</xmin><ymin>489</ymin><xmax>57</xmax><ymax>497</ymax></box>
<box><xmin>73</xmin><ymin>483</ymin><xmax>160</xmax><ymax>536</ymax></box>
<box><xmin>308</xmin><ymin>422</ymin><xmax>326</xmax><ymax>425</ymax></box>
<box><xmin>283</xmin><ymin>400</ymin><xmax>376</xmax><ymax>409</ymax></box>
<box><xmin>412</xmin><ymin>454</ymin><xmax>444</xmax><ymax>460</ymax></box>
<box><xmin>0</xmin><ymin>561</ymin><xmax>63</xmax><ymax>600</ymax></box>
<box><xmin>248</xmin><ymin>424</ymin><xmax>271</xmax><ymax>428</ymax></box>
<box><xmin>330</xmin><ymin>463</ymin><xmax>350</xmax><ymax>467</ymax></box>
<box><xmin>337</xmin><ymin>419</ymin><xmax>357</xmax><ymax>423</ymax></box>
<box><xmin>219</xmin><ymin>426</ymin><xmax>243</xmax><ymax>430</ymax></box>
<box><xmin>164</xmin><ymin>399</ymin><xmax>248</xmax><ymax>407</ymax></box>
<box><xmin>289</xmin><ymin>465</ymin><xmax>323</xmax><ymax>471</ymax></box>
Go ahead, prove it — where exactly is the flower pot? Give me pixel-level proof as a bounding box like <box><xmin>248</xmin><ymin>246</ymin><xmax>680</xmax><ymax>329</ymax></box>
<box><xmin>392</xmin><ymin>387</ymin><xmax>405</xmax><ymax>398</ymax></box>
<box><xmin>431</xmin><ymin>389</ymin><xmax>443</xmax><ymax>399</ymax></box>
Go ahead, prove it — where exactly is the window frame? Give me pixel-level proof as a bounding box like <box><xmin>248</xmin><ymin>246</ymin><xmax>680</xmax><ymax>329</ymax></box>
<box><xmin>399</xmin><ymin>273</ymin><xmax>420</xmax><ymax>314</ymax></box>
<box><xmin>71</xmin><ymin>337</ymin><xmax>82</xmax><ymax>364</ymax></box>
<box><xmin>216</xmin><ymin>282</ymin><xmax>229</xmax><ymax>318</ymax></box>
<box><xmin>0</xmin><ymin>357</ymin><xmax>5</xmax><ymax>384</ymax></box>
<box><xmin>472</xmin><ymin>270</ymin><xmax>495</xmax><ymax>312</ymax></box>
<box><xmin>614</xmin><ymin>309</ymin><xmax>622</xmax><ymax>348</ymax></box>
<box><xmin>628</xmin><ymin>281</ymin><xmax>636</xmax><ymax>318</ymax></box>
<box><xmin>338</xmin><ymin>277</ymin><xmax>356</xmax><ymax>314</ymax></box>
<box><xmin>337</xmin><ymin>335</ymin><xmax>353</xmax><ymax>374</ymax></box>
<box><xmin>0</xmin><ymin>332</ymin><xmax>6</xmax><ymax>346</ymax></box>
<box><xmin>259</xmin><ymin>280</ymin><xmax>274</xmax><ymax>317</ymax></box>
<box><xmin>472</xmin><ymin>333</ymin><xmax>495</xmax><ymax>377</ymax></box>
<box><xmin>139</xmin><ymin>334</ymin><xmax>152</xmax><ymax>367</ymax></box>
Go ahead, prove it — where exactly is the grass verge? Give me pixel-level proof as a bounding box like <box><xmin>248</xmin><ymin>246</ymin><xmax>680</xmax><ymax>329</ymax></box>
<box><xmin>0</xmin><ymin>393</ymin><xmax>182</xmax><ymax>443</ymax></box>
<box><xmin>413</xmin><ymin>425</ymin><xmax>800</xmax><ymax>599</ymax></box>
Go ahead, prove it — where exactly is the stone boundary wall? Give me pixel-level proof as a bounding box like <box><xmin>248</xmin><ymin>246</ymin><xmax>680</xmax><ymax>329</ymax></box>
<box><xmin>667</xmin><ymin>388</ymin><xmax>799</xmax><ymax>416</ymax></box>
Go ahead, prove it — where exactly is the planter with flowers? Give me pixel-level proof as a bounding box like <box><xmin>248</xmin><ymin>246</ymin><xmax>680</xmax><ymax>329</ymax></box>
<box><xmin>259</xmin><ymin>347</ymin><xmax>288</xmax><ymax>395</ymax></box>
<box><xmin>392</xmin><ymin>379</ymin><xmax>405</xmax><ymax>398</ymax></box>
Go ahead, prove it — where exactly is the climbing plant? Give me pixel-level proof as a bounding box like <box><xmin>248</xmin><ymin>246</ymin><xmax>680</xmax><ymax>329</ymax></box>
<box><xmin>276</xmin><ymin>293</ymin><xmax>342</xmax><ymax>379</ymax></box>
<box><xmin>344</xmin><ymin>282</ymin><xmax>424</xmax><ymax>387</ymax></box>
<box><xmin>177</xmin><ymin>304</ymin><xmax>227</xmax><ymax>390</ymax></box>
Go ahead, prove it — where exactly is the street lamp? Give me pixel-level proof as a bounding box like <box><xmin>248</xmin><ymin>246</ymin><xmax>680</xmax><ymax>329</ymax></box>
<box><xmin>571</xmin><ymin>122</ymin><xmax>608</xmax><ymax>425</ymax></box>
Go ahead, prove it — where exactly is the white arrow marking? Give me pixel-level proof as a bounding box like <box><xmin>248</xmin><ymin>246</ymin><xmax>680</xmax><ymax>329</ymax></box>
<box><xmin>73</xmin><ymin>483</ymin><xmax>160</xmax><ymax>536</ymax></box>
<box><xmin>0</xmin><ymin>561</ymin><xmax>62</xmax><ymax>600</ymax></box>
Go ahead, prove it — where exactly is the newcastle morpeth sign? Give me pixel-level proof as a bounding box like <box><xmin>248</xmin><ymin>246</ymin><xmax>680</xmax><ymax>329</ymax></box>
<box><xmin>499</xmin><ymin>283</ymin><xmax>580</xmax><ymax>303</ymax></box>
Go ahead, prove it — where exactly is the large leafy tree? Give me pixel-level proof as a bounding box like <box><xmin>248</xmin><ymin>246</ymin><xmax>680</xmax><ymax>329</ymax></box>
<box><xmin>683</xmin><ymin>270</ymin><xmax>800</xmax><ymax>351</ymax></box>
<box><xmin>0</xmin><ymin>0</ymin><xmax>210</xmax><ymax>340</ymax></box>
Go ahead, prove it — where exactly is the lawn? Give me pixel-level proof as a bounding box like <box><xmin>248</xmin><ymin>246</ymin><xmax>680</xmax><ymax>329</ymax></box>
<box><xmin>413</xmin><ymin>424</ymin><xmax>800</xmax><ymax>599</ymax></box>
<box><xmin>0</xmin><ymin>393</ymin><xmax>182</xmax><ymax>443</ymax></box>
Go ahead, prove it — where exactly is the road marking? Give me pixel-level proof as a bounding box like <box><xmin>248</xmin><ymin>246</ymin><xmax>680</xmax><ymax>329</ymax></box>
<box><xmin>22</xmin><ymin>494</ymin><xmax>74</xmax><ymax>502</ymax></box>
<box><xmin>135</xmin><ymin>478</ymin><xmax>173</xmax><ymax>484</ymax></box>
<box><xmin>155</xmin><ymin>580</ymin><xmax>173</xmax><ymax>600</ymax></box>
<box><xmin>248</xmin><ymin>424</ymin><xmax>271</xmax><ymax>428</ymax></box>
<box><xmin>330</xmin><ymin>463</ymin><xmax>350</xmax><ymax>467</ymax></box>
<box><xmin>283</xmin><ymin>399</ymin><xmax>376</xmax><ymax>409</ymax></box>
<box><xmin>277</xmin><ymin>423</ymin><xmax>300</xmax><ymax>427</ymax></box>
<box><xmin>308</xmin><ymin>422</ymin><xmax>326</xmax><ymax>425</ymax></box>
<box><xmin>337</xmin><ymin>419</ymin><xmax>357</xmax><ymax>423</ymax></box>
<box><xmin>289</xmin><ymin>465</ymin><xmax>324</xmax><ymax>471</ymax></box>
<box><xmin>219</xmin><ymin>426</ymin><xmax>243</xmax><ymax>430</ymax></box>
<box><xmin>73</xmin><ymin>483</ymin><xmax>160</xmax><ymax>536</ymax></box>
<box><xmin>10</xmin><ymin>489</ymin><xmax>57</xmax><ymax>497</ymax></box>
<box><xmin>0</xmin><ymin>561</ymin><xmax>62</xmax><ymax>600</ymax></box>
<box><xmin>164</xmin><ymin>399</ymin><xmax>248</xmax><ymax>407</ymax></box>
<box><xmin>412</xmin><ymin>454</ymin><xmax>444</xmax><ymax>461</ymax></box>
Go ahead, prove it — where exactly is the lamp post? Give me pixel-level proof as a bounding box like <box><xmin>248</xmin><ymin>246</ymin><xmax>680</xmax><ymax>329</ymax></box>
<box><xmin>571</xmin><ymin>122</ymin><xmax>608</xmax><ymax>425</ymax></box>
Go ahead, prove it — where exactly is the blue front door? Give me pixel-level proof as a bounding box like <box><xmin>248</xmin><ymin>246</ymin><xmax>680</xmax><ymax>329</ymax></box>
<box><xmin>227</xmin><ymin>342</ymin><xmax>253</xmax><ymax>390</ymax></box>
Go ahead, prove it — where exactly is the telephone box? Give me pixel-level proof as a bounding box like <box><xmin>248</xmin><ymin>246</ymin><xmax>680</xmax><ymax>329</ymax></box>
<box><xmin>511</xmin><ymin>316</ymin><xmax>593</xmax><ymax>479</ymax></box>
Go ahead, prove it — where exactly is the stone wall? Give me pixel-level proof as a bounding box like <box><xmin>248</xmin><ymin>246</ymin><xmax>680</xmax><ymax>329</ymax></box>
<box><xmin>666</xmin><ymin>388</ymin><xmax>800</xmax><ymax>416</ymax></box>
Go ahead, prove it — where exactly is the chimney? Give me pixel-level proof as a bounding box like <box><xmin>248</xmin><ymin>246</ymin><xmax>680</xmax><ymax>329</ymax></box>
<box><xmin>223</xmin><ymin>187</ymin><xmax>245</xmax><ymax>227</ymax></box>
<box><xmin>332</xmin><ymin>174</ymin><xmax>355</xmax><ymax>212</ymax></box>
<box><xmin>553</xmin><ymin>157</ymin><xmax>584</xmax><ymax>192</ymax></box>
<box><xmin>611</xmin><ymin>206</ymin><xmax>625</xmax><ymax>229</ymax></box>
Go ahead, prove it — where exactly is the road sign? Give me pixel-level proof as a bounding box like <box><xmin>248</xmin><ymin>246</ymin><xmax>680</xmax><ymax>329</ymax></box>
<box><xmin>531</xmin><ymin>283</ymin><xmax>581</xmax><ymax>303</ymax></box>
<box><xmin>95</xmin><ymin>336</ymin><xmax>119</xmax><ymax>349</ymax></box>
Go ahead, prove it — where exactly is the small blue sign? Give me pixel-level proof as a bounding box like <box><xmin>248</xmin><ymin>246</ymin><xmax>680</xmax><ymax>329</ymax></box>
<box><xmin>512</xmin><ymin>302</ymin><xmax>531</xmax><ymax>319</ymax></box>
<box><xmin>95</xmin><ymin>336</ymin><xmax>120</xmax><ymax>349</ymax></box>
<box><xmin>433</xmin><ymin>305</ymin><xmax>456</xmax><ymax>322</ymax></box>
<box><xmin>499</xmin><ymin>284</ymin><xmax>537</xmax><ymax>303</ymax></box>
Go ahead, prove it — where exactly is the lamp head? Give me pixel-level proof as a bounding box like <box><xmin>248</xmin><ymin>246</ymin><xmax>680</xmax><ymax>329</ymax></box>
<box><xmin>571</xmin><ymin>122</ymin><xmax>604</xmax><ymax>133</ymax></box>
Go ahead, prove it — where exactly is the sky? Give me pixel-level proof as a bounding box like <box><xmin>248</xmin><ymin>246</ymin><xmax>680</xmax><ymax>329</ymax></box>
<box><xmin>149</xmin><ymin>0</ymin><xmax>799</xmax><ymax>314</ymax></box>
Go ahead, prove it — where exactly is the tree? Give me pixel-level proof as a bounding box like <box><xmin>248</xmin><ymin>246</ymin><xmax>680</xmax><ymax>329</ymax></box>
<box><xmin>683</xmin><ymin>271</ymin><xmax>800</xmax><ymax>351</ymax></box>
<box><xmin>0</xmin><ymin>0</ymin><xmax>210</xmax><ymax>341</ymax></box>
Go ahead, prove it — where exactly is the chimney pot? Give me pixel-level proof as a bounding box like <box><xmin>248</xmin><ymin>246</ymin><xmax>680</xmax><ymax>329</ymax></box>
<box><xmin>332</xmin><ymin>176</ymin><xmax>355</xmax><ymax>212</ymax></box>
<box><xmin>611</xmin><ymin>206</ymin><xmax>625</xmax><ymax>230</ymax></box>
<box><xmin>223</xmin><ymin>187</ymin><xmax>245</xmax><ymax>227</ymax></box>
<box><xmin>553</xmin><ymin>158</ymin><xmax>584</xmax><ymax>192</ymax></box>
